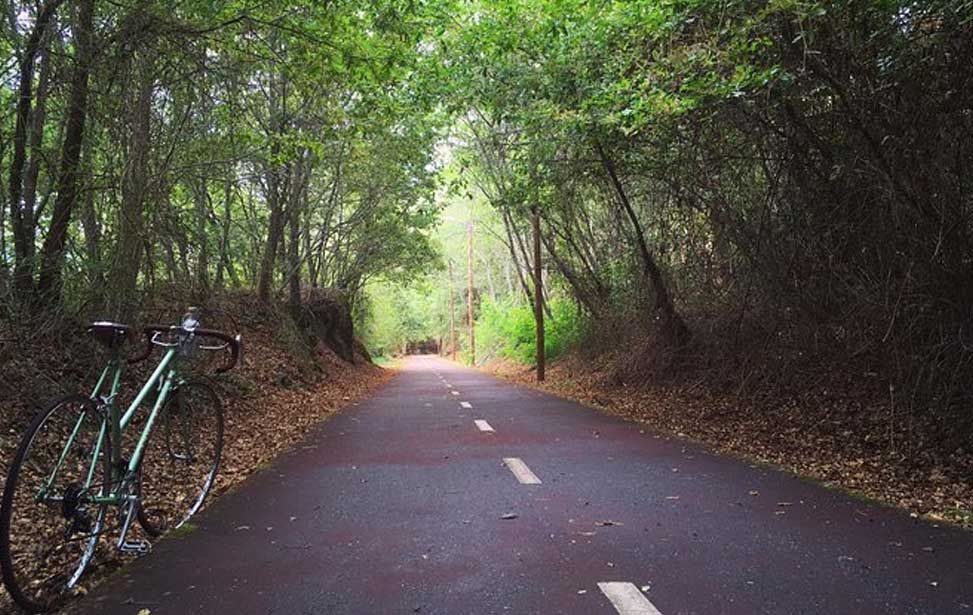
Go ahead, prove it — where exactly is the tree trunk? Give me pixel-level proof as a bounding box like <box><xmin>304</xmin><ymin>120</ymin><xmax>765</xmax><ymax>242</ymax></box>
<box><xmin>193</xmin><ymin>179</ymin><xmax>210</xmax><ymax>294</ymax></box>
<box><xmin>256</xmin><ymin>66</ymin><xmax>287</xmax><ymax>304</ymax></box>
<box><xmin>484</xmin><ymin>255</ymin><xmax>497</xmax><ymax>302</ymax></box>
<box><xmin>79</xmin><ymin>127</ymin><xmax>103</xmax><ymax>306</ymax></box>
<box><xmin>36</xmin><ymin>0</ymin><xmax>95</xmax><ymax>303</ymax></box>
<box><xmin>286</xmin><ymin>174</ymin><xmax>303</xmax><ymax>312</ymax></box>
<box><xmin>162</xmin><ymin>233</ymin><xmax>177</xmax><ymax>286</ymax></box>
<box><xmin>594</xmin><ymin>138</ymin><xmax>688</xmax><ymax>344</ymax></box>
<box><xmin>283</xmin><ymin>153</ymin><xmax>311</xmax><ymax>311</ymax></box>
<box><xmin>532</xmin><ymin>205</ymin><xmax>545</xmax><ymax>382</ymax></box>
<box><xmin>257</xmin><ymin>165</ymin><xmax>285</xmax><ymax>303</ymax></box>
<box><xmin>467</xmin><ymin>222</ymin><xmax>475</xmax><ymax>365</ymax></box>
<box><xmin>541</xmin><ymin>228</ymin><xmax>600</xmax><ymax>317</ymax></box>
<box><xmin>448</xmin><ymin>259</ymin><xmax>457</xmax><ymax>361</ymax></box>
<box><xmin>0</xmin><ymin>137</ymin><xmax>8</xmax><ymax>271</ymax></box>
<box><xmin>8</xmin><ymin>0</ymin><xmax>62</xmax><ymax>295</ymax></box>
<box><xmin>214</xmin><ymin>179</ymin><xmax>234</xmax><ymax>289</ymax></box>
<box><xmin>16</xmin><ymin>29</ymin><xmax>54</xmax><ymax>289</ymax></box>
<box><xmin>107</xmin><ymin>56</ymin><xmax>153</xmax><ymax>322</ymax></box>
<box><xmin>500</xmin><ymin>207</ymin><xmax>534</xmax><ymax>308</ymax></box>
<box><xmin>143</xmin><ymin>237</ymin><xmax>156</xmax><ymax>294</ymax></box>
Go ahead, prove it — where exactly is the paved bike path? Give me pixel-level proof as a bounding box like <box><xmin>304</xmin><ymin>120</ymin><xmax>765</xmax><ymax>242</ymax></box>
<box><xmin>76</xmin><ymin>356</ymin><xmax>973</xmax><ymax>614</ymax></box>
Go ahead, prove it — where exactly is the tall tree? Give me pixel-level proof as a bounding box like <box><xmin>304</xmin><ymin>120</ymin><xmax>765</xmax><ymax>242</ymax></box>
<box><xmin>107</xmin><ymin>53</ymin><xmax>154</xmax><ymax>321</ymax></box>
<box><xmin>7</xmin><ymin>0</ymin><xmax>63</xmax><ymax>294</ymax></box>
<box><xmin>36</xmin><ymin>0</ymin><xmax>96</xmax><ymax>302</ymax></box>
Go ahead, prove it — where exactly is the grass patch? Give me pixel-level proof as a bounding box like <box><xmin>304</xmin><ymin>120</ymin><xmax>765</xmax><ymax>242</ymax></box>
<box><xmin>944</xmin><ymin>506</ymin><xmax>973</xmax><ymax>525</ymax></box>
<box><xmin>170</xmin><ymin>522</ymin><xmax>199</xmax><ymax>538</ymax></box>
<box><xmin>372</xmin><ymin>355</ymin><xmax>404</xmax><ymax>369</ymax></box>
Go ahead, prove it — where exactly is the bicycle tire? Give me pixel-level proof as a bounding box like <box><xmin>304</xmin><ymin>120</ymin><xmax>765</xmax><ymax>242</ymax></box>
<box><xmin>137</xmin><ymin>381</ymin><xmax>224</xmax><ymax>537</ymax></box>
<box><xmin>0</xmin><ymin>394</ymin><xmax>111</xmax><ymax>613</ymax></box>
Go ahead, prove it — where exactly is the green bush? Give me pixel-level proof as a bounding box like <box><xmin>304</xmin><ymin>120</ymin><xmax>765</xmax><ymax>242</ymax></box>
<box><xmin>477</xmin><ymin>297</ymin><xmax>586</xmax><ymax>366</ymax></box>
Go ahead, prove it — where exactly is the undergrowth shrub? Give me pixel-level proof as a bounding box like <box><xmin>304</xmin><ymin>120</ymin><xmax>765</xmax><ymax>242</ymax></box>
<box><xmin>478</xmin><ymin>297</ymin><xmax>586</xmax><ymax>366</ymax></box>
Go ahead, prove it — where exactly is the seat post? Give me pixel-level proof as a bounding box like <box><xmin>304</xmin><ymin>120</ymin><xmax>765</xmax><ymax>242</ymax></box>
<box><xmin>109</xmin><ymin>337</ymin><xmax>121</xmax><ymax>363</ymax></box>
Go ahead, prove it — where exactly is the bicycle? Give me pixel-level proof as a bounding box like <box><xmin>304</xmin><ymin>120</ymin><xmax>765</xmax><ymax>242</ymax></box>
<box><xmin>0</xmin><ymin>308</ymin><xmax>241</xmax><ymax>612</ymax></box>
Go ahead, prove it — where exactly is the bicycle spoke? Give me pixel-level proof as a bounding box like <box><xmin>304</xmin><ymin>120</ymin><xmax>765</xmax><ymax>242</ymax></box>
<box><xmin>138</xmin><ymin>382</ymin><xmax>223</xmax><ymax>536</ymax></box>
<box><xmin>1</xmin><ymin>396</ymin><xmax>111</xmax><ymax>612</ymax></box>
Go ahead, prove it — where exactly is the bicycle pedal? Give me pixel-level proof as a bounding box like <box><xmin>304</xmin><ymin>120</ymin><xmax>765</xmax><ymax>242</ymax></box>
<box><xmin>119</xmin><ymin>540</ymin><xmax>151</xmax><ymax>555</ymax></box>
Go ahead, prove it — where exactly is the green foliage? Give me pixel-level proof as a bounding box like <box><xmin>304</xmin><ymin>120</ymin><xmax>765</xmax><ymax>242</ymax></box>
<box><xmin>1</xmin><ymin>0</ymin><xmax>447</xmax><ymax>317</ymax></box>
<box><xmin>361</xmin><ymin>277</ymin><xmax>444</xmax><ymax>357</ymax></box>
<box><xmin>478</xmin><ymin>297</ymin><xmax>586</xmax><ymax>366</ymax></box>
<box><xmin>4</xmin><ymin>0</ymin><xmax>970</xmax><ymax>433</ymax></box>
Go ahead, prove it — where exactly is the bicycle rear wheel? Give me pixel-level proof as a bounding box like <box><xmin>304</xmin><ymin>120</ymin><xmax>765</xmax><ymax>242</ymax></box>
<box><xmin>0</xmin><ymin>395</ymin><xmax>111</xmax><ymax>612</ymax></box>
<box><xmin>137</xmin><ymin>381</ymin><xmax>223</xmax><ymax>536</ymax></box>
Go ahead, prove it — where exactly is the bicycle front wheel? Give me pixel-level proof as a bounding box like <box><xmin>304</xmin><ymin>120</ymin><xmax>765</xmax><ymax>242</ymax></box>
<box><xmin>137</xmin><ymin>381</ymin><xmax>224</xmax><ymax>537</ymax></box>
<box><xmin>0</xmin><ymin>395</ymin><xmax>111</xmax><ymax>613</ymax></box>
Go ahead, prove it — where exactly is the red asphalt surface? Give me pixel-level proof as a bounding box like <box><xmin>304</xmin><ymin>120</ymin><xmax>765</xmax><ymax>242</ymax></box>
<box><xmin>74</xmin><ymin>356</ymin><xmax>973</xmax><ymax>614</ymax></box>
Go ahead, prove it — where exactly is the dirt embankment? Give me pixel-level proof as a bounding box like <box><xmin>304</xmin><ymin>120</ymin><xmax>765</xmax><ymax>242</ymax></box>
<box><xmin>200</xmin><ymin>292</ymin><xmax>391</xmax><ymax>498</ymax></box>
<box><xmin>487</xmin><ymin>351</ymin><xmax>973</xmax><ymax>529</ymax></box>
<box><xmin>1</xmin><ymin>292</ymin><xmax>389</xmax><ymax>486</ymax></box>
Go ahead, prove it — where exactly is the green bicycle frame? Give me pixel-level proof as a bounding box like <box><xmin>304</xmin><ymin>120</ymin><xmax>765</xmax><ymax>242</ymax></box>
<box><xmin>40</xmin><ymin>346</ymin><xmax>183</xmax><ymax>506</ymax></box>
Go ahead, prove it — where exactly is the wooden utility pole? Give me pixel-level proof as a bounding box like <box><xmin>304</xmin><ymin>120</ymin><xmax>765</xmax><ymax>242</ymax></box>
<box><xmin>467</xmin><ymin>222</ymin><xmax>475</xmax><ymax>365</ymax></box>
<box><xmin>448</xmin><ymin>259</ymin><xmax>457</xmax><ymax>361</ymax></box>
<box><xmin>532</xmin><ymin>205</ymin><xmax>545</xmax><ymax>381</ymax></box>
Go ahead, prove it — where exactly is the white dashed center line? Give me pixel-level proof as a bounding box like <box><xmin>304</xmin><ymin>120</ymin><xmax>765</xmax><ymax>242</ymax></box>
<box><xmin>474</xmin><ymin>420</ymin><xmax>494</xmax><ymax>432</ymax></box>
<box><xmin>598</xmin><ymin>582</ymin><xmax>663</xmax><ymax>615</ymax></box>
<box><xmin>451</xmin><ymin>391</ymin><xmax>460</xmax><ymax>396</ymax></box>
<box><xmin>502</xmin><ymin>457</ymin><xmax>542</xmax><ymax>485</ymax></box>
<box><xmin>460</xmin><ymin>401</ymin><xmax>473</xmax><ymax>409</ymax></box>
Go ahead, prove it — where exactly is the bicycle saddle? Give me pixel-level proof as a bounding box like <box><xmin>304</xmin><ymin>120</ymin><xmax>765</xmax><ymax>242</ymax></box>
<box><xmin>87</xmin><ymin>321</ymin><xmax>132</xmax><ymax>349</ymax></box>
